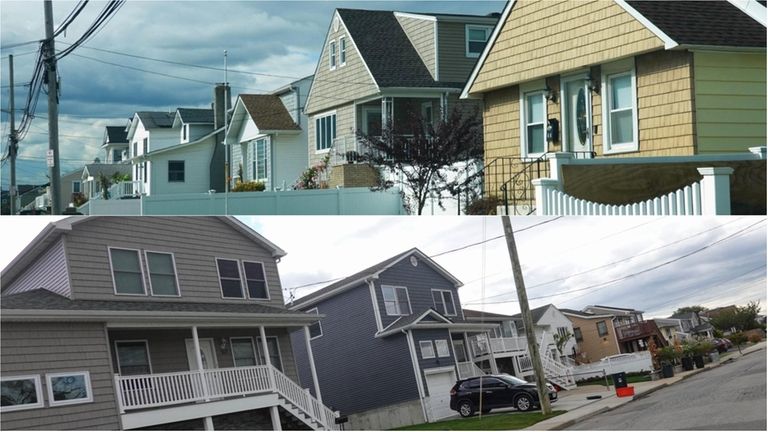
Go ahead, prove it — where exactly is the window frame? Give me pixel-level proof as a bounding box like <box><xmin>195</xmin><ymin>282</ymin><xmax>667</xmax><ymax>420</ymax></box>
<box><xmin>381</xmin><ymin>285</ymin><xmax>412</xmax><ymax>316</ymax></box>
<box><xmin>574</xmin><ymin>327</ymin><xmax>583</xmax><ymax>342</ymax></box>
<box><xmin>241</xmin><ymin>260</ymin><xmax>270</xmax><ymax>300</ymax></box>
<box><xmin>107</xmin><ymin>246</ymin><xmax>147</xmax><ymax>296</ymax></box>
<box><xmin>419</xmin><ymin>340</ymin><xmax>436</xmax><ymax>359</ymax></box>
<box><xmin>215</xmin><ymin>257</ymin><xmax>245</xmax><ymax>299</ymax></box>
<box><xmin>465</xmin><ymin>24</ymin><xmax>493</xmax><ymax>58</ymax></box>
<box><xmin>256</xmin><ymin>336</ymin><xmax>284</xmax><ymax>372</ymax></box>
<box><xmin>431</xmin><ymin>289</ymin><xmax>457</xmax><ymax>316</ymax></box>
<box><xmin>252</xmin><ymin>138</ymin><xmax>269</xmax><ymax>183</ymax></box>
<box><xmin>230</xmin><ymin>336</ymin><xmax>259</xmax><ymax>367</ymax></box>
<box><xmin>0</xmin><ymin>375</ymin><xmax>44</xmax><ymax>412</ymax></box>
<box><xmin>597</xmin><ymin>320</ymin><xmax>609</xmax><ymax>337</ymax></box>
<box><xmin>72</xmin><ymin>180</ymin><xmax>82</xmax><ymax>194</ymax></box>
<box><xmin>114</xmin><ymin>340</ymin><xmax>153</xmax><ymax>376</ymax></box>
<box><xmin>45</xmin><ymin>371</ymin><xmax>94</xmax><ymax>407</ymax></box>
<box><xmin>168</xmin><ymin>160</ymin><xmax>185</xmax><ymax>183</ymax></box>
<box><xmin>434</xmin><ymin>339</ymin><xmax>450</xmax><ymax>358</ymax></box>
<box><xmin>329</xmin><ymin>40</ymin><xmax>337</xmax><ymax>70</ymax></box>
<box><xmin>519</xmin><ymin>82</ymin><xmax>548</xmax><ymax>159</ymax></box>
<box><xmin>314</xmin><ymin>112</ymin><xmax>337</xmax><ymax>153</ymax></box>
<box><xmin>143</xmin><ymin>250</ymin><xmax>181</xmax><ymax>297</ymax></box>
<box><xmin>601</xmin><ymin>60</ymin><xmax>638</xmax><ymax>154</ymax></box>
<box><xmin>339</xmin><ymin>36</ymin><xmax>347</xmax><ymax>66</ymax></box>
<box><xmin>307</xmin><ymin>307</ymin><xmax>323</xmax><ymax>340</ymax></box>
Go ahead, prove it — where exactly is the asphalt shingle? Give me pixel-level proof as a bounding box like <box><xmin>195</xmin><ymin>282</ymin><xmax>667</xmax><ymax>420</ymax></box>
<box><xmin>177</xmin><ymin>108</ymin><xmax>215</xmax><ymax>124</ymax></box>
<box><xmin>241</xmin><ymin>95</ymin><xmax>301</xmax><ymax>131</ymax></box>
<box><xmin>105</xmin><ymin>126</ymin><xmax>128</xmax><ymax>144</ymax></box>
<box><xmin>136</xmin><ymin>111</ymin><xmax>175</xmax><ymax>128</ymax></box>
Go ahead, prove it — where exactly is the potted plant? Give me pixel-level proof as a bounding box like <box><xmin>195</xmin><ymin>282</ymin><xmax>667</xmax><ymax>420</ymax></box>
<box><xmin>681</xmin><ymin>343</ymin><xmax>695</xmax><ymax>371</ymax></box>
<box><xmin>694</xmin><ymin>341</ymin><xmax>714</xmax><ymax>369</ymax></box>
<box><xmin>657</xmin><ymin>346</ymin><xmax>678</xmax><ymax>378</ymax></box>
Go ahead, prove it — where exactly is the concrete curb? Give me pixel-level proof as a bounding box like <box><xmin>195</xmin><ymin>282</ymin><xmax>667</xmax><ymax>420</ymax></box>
<box><xmin>547</xmin><ymin>406</ymin><xmax>614</xmax><ymax>431</ymax></box>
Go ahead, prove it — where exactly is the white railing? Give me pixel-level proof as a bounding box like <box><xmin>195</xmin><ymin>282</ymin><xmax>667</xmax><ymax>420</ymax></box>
<box><xmin>115</xmin><ymin>365</ymin><xmax>338</xmax><ymax>430</ymax></box>
<box><xmin>534</xmin><ymin>166</ymin><xmax>734</xmax><ymax>216</ymax></box>
<box><xmin>457</xmin><ymin>361</ymin><xmax>487</xmax><ymax>380</ymax></box>
<box><xmin>538</xmin><ymin>332</ymin><xmax>576</xmax><ymax>389</ymax></box>
<box><xmin>471</xmin><ymin>335</ymin><xmax>528</xmax><ymax>357</ymax></box>
<box><xmin>329</xmin><ymin>136</ymin><xmax>359</xmax><ymax>166</ymax></box>
<box><xmin>518</xmin><ymin>354</ymin><xmax>533</xmax><ymax>373</ymax></box>
<box><xmin>109</xmin><ymin>180</ymin><xmax>142</xmax><ymax>199</ymax></box>
<box><xmin>572</xmin><ymin>351</ymin><xmax>653</xmax><ymax>381</ymax></box>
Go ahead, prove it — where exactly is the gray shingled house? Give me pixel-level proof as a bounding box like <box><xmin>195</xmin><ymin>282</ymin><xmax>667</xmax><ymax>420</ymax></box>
<box><xmin>289</xmin><ymin>248</ymin><xmax>499</xmax><ymax>430</ymax></box>
<box><xmin>1</xmin><ymin>217</ymin><xmax>338</xmax><ymax>431</ymax></box>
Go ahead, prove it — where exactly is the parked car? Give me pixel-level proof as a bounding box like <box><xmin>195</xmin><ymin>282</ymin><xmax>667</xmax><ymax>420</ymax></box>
<box><xmin>712</xmin><ymin>338</ymin><xmax>733</xmax><ymax>353</ymax></box>
<box><xmin>449</xmin><ymin>375</ymin><xmax>557</xmax><ymax>417</ymax></box>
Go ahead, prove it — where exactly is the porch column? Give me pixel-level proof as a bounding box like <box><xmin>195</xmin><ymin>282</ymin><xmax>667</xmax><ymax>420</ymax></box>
<box><xmin>440</xmin><ymin>93</ymin><xmax>448</xmax><ymax>121</ymax></box>
<box><xmin>486</xmin><ymin>331</ymin><xmax>500</xmax><ymax>374</ymax></box>
<box><xmin>303</xmin><ymin>325</ymin><xmax>323</xmax><ymax>403</ymax></box>
<box><xmin>533</xmin><ymin>178</ymin><xmax>560</xmax><ymax>216</ymax></box>
<box><xmin>547</xmin><ymin>152</ymin><xmax>574</xmax><ymax>183</ymax></box>
<box><xmin>697</xmin><ymin>167</ymin><xmax>733</xmax><ymax>215</ymax></box>
<box><xmin>203</xmin><ymin>416</ymin><xmax>214</xmax><ymax>431</ymax></box>
<box><xmin>270</xmin><ymin>405</ymin><xmax>282</xmax><ymax>430</ymax></box>
<box><xmin>192</xmin><ymin>326</ymin><xmax>210</xmax><ymax>401</ymax></box>
<box><xmin>381</xmin><ymin>97</ymin><xmax>393</xmax><ymax>129</ymax></box>
<box><xmin>259</xmin><ymin>326</ymin><xmax>276</xmax><ymax>389</ymax></box>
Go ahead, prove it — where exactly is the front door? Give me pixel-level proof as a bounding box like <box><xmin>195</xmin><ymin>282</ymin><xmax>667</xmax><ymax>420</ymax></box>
<box><xmin>185</xmin><ymin>339</ymin><xmax>218</xmax><ymax>370</ymax></box>
<box><xmin>562</xmin><ymin>75</ymin><xmax>592</xmax><ymax>156</ymax></box>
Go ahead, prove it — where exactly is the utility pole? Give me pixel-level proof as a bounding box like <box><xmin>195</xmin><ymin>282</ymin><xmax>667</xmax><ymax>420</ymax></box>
<box><xmin>501</xmin><ymin>216</ymin><xmax>552</xmax><ymax>415</ymax></box>
<box><xmin>8</xmin><ymin>54</ymin><xmax>18</xmax><ymax>215</ymax></box>
<box><xmin>43</xmin><ymin>0</ymin><xmax>61</xmax><ymax>214</ymax></box>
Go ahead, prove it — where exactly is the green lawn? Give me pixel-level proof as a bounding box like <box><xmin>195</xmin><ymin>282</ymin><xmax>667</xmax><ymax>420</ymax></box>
<box><xmin>391</xmin><ymin>410</ymin><xmax>565</xmax><ymax>431</ymax></box>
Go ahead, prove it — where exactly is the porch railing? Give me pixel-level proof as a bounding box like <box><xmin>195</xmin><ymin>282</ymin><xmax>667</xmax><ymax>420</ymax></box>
<box><xmin>115</xmin><ymin>365</ymin><xmax>338</xmax><ymax>430</ymax></box>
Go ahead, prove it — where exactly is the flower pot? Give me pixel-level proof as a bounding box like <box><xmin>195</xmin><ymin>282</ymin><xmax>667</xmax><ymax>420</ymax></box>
<box><xmin>709</xmin><ymin>351</ymin><xmax>720</xmax><ymax>363</ymax></box>
<box><xmin>661</xmin><ymin>364</ymin><xmax>674</xmax><ymax>378</ymax></box>
<box><xmin>693</xmin><ymin>355</ymin><xmax>705</xmax><ymax>369</ymax></box>
<box><xmin>681</xmin><ymin>357</ymin><xmax>694</xmax><ymax>371</ymax></box>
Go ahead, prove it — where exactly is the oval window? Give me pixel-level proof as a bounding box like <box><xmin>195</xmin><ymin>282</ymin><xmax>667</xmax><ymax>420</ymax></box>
<box><xmin>576</xmin><ymin>88</ymin><xmax>588</xmax><ymax>145</ymax></box>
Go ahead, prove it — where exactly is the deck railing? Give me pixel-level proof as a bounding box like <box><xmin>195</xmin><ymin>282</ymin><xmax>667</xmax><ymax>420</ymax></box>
<box><xmin>115</xmin><ymin>365</ymin><xmax>338</xmax><ymax>430</ymax></box>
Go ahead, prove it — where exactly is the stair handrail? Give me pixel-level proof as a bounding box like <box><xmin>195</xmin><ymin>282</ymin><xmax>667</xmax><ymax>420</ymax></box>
<box><xmin>499</xmin><ymin>152</ymin><xmax>551</xmax><ymax>215</ymax></box>
<box><xmin>270</xmin><ymin>365</ymin><xmax>339</xmax><ymax>430</ymax></box>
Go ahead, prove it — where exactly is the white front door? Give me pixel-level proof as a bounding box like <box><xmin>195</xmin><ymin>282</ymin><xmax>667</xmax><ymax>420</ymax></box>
<box><xmin>425</xmin><ymin>368</ymin><xmax>457</xmax><ymax>421</ymax></box>
<box><xmin>185</xmin><ymin>338</ymin><xmax>218</xmax><ymax>370</ymax></box>
<box><xmin>562</xmin><ymin>75</ymin><xmax>592</xmax><ymax>155</ymax></box>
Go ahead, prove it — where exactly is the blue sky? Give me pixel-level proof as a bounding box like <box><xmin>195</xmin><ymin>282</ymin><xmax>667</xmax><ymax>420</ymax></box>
<box><xmin>2</xmin><ymin>216</ymin><xmax>765</xmax><ymax>318</ymax></box>
<box><xmin>0</xmin><ymin>0</ymin><xmax>504</xmax><ymax>187</ymax></box>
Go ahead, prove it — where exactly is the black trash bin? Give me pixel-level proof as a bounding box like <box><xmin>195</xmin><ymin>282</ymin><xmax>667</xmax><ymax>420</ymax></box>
<box><xmin>612</xmin><ymin>372</ymin><xmax>627</xmax><ymax>388</ymax></box>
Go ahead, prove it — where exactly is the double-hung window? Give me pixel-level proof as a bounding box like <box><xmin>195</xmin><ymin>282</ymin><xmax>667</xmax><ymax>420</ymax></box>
<box><xmin>217</xmin><ymin>258</ymin><xmax>244</xmax><ymax>298</ymax></box>
<box><xmin>432</xmin><ymin>289</ymin><xmax>456</xmax><ymax>316</ymax></box>
<box><xmin>419</xmin><ymin>340</ymin><xmax>435</xmax><ymax>359</ymax></box>
<box><xmin>434</xmin><ymin>340</ymin><xmax>450</xmax><ymax>358</ymax></box>
<box><xmin>466</xmin><ymin>25</ymin><xmax>493</xmax><ymax>58</ymax></box>
<box><xmin>242</xmin><ymin>261</ymin><xmax>269</xmax><ymax>299</ymax></box>
<box><xmin>602</xmin><ymin>61</ymin><xmax>638</xmax><ymax>153</ymax></box>
<box><xmin>308</xmin><ymin>308</ymin><xmax>323</xmax><ymax>339</ymax></box>
<box><xmin>339</xmin><ymin>37</ymin><xmax>347</xmax><ymax>65</ymax></box>
<box><xmin>72</xmin><ymin>180</ymin><xmax>81</xmax><ymax>194</ymax></box>
<box><xmin>145</xmin><ymin>251</ymin><xmax>179</xmax><ymax>296</ymax></box>
<box><xmin>315</xmin><ymin>113</ymin><xmax>336</xmax><ymax>151</ymax></box>
<box><xmin>168</xmin><ymin>161</ymin><xmax>185</xmax><ymax>182</ymax></box>
<box><xmin>522</xmin><ymin>90</ymin><xmax>546</xmax><ymax>157</ymax></box>
<box><xmin>381</xmin><ymin>285</ymin><xmax>411</xmax><ymax>316</ymax></box>
<box><xmin>252</xmin><ymin>138</ymin><xmax>269</xmax><ymax>182</ymax></box>
<box><xmin>596</xmin><ymin>320</ymin><xmax>609</xmax><ymax>337</ymax></box>
<box><xmin>231</xmin><ymin>337</ymin><xmax>258</xmax><ymax>367</ymax></box>
<box><xmin>109</xmin><ymin>248</ymin><xmax>145</xmax><ymax>295</ymax></box>
<box><xmin>329</xmin><ymin>40</ymin><xmax>337</xmax><ymax>70</ymax></box>
<box><xmin>256</xmin><ymin>337</ymin><xmax>283</xmax><ymax>372</ymax></box>
<box><xmin>115</xmin><ymin>341</ymin><xmax>152</xmax><ymax>375</ymax></box>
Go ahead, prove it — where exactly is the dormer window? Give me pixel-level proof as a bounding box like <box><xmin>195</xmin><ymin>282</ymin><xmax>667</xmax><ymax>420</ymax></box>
<box><xmin>466</xmin><ymin>25</ymin><xmax>493</xmax><ymax>58</ymax></box>
<box><xmin>329</xmin><ymin>40</ymin><xmax>337</xmax><ymax>70</ymax></box>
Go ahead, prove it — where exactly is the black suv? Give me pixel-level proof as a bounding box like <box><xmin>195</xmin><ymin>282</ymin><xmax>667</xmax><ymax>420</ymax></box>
<box><xmin>449</xmin><ymin>375</ymin><xmax>557</xmax><ymax>417</ymax></box>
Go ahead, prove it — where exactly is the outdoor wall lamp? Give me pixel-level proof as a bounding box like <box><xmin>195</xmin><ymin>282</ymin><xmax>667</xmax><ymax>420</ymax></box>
<box><xmin>588</xmin><ymin>66</ymin><xmax>601</xmax><ymax>94</ymax></box>
<box><xmin>220</xmin><ymin>338</ymin><xmax>228</xmax><ymax>353</ymax></box>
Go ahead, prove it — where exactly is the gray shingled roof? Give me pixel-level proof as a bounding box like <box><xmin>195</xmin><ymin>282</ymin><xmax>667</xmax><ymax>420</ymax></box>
<box><xmin>84</xmin><ymin>163</ymin><xmax>131</xmax><ymax>178</ymax></box>
<box><xmin>177</xmin><ymin>108</ymin><xmax>215</xmax><ymax>124</ymax></box>
<box><xmin>136</xmin><ymin>111</ymin><xmax>175</xmax><ymax>128</ymax></box>
<box><xmin>105</xmin><ymin>126</ymin><xmax>128</xmax><ymax>144</ymax></box>
<box><xmin>463</xmin><ymin>308</ymin><xmax>515</xmax><ymax>320</ymax></box>
<box><xmin>560</xmin><ymin>308</ymin><xmax>598</xmax><ymax>318</ymax></box>
<box><xmin>627</xmin><ymin>1</ymin><xmax>766</xmax><ymax>48</ymax></box>
<box><xmin>2</xmin><ymin>289</ymin><xmax>297</xmax><ymax>315</ymax></box>
<box><xmin>337</xmin><ymin>9</ymin><xmax>468</xmax><ymax>89</ymax></box>
<box><xmin>510</xmin><ymin>304</ymin><xmax>552</xmax><ymax>324</ymax></box>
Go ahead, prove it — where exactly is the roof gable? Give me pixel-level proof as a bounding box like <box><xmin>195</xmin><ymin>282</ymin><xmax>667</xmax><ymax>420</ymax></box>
<box><xmin>241</xmin><ymin>94</ymin><xmax>301</xmax><ymax>131</ymax></box>
<box><xmin>104</xmin><ymin>126</ymin><xmax>128</xmax><ymax>145</ymax></box>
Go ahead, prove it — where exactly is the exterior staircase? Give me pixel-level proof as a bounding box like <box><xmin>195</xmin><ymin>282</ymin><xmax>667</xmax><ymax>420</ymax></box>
<box><xmin>537</xmin><ymin>332</ymin><xmax>577</xmax><ymax>390</ymax></box>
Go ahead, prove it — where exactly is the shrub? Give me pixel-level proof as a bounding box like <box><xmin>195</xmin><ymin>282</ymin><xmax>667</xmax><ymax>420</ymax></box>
<box><xmin>72</xmin><ymin>192</ymin><xmax>88</xmax><ymax>207</ymax></box>
<box><xmin>748</xmin><ymin>333</ymin><xmax>762</xmax><ymax>343</ymax></box>
<box><xmin>232</xmin><ymin>181</ymin><xmax>266</xmax><ymax>192</ymax></box>
<box><xmin>465</xmin><ymin>196</ymin><xmax>501</xmax><ymax>215</ymax></box>
<box><xmin>657</xmin><ymin>346</ymin><xmax>679</xmax><ymax>365</ymax></box>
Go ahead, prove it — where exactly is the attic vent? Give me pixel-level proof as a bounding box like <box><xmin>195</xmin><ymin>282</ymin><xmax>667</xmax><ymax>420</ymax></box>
<box><xmin>333</xmin><ymin>16</ymin><xmax>340</xmax><ymax>32</ymax></box>
<box><xmin>410</xmin><ymin>256</ymin><xmax>418</xmax><ymax>267</ymax></box>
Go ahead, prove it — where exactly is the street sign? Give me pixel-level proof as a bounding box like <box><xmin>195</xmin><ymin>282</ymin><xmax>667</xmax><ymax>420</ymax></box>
<box><xmin>46</xmin><ymin>149</ymin><xmax>54</xmax><ymax>167</ymax></box>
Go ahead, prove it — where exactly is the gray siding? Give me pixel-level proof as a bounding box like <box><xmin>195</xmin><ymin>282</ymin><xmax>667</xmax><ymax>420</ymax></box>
<box><xmin>412</xmin><ymin>328</ymin><xmax>456</xmax><ymax>396</ymax></box>
<box><xmin>438</xmin><ymin>22</ymin><xmax>482</xmax><ymax>83</ymax></box>
<box><xmin>63</xmin><ymin>217</ymin><xmax>286</xmax><ymax>307</ymax></box>
<box><xmin>305</xmin><ymin>13</ymin><xmax>379</xmax><ymax>115</ymax></box>
<box><xmin>375</xmin><ymin>257</ymin><xmax>462</xmax><ymax>329</ymax></box>
<box><xmin>292</xmin><ymin>284</ymin><xmax>419</xmax><ymax>415</ymax></box>
<box><xmin>4</xmin><ymin>236</ymin><xmax>71</xmax><ymax>297</ymax></box>
<box><xmin>397</xmin><ymin>15</ymin><xmax>436</xmax><ymax>80</ymax></box>
<box><xmin>108</xmin><ymin>328</ymin><xmax>299</xmax><ymax>382</ymax></box>
<box><xmin>0</xmin><ymin>322</ymin><xmax>120</xmax><ymax>430</ymax></box>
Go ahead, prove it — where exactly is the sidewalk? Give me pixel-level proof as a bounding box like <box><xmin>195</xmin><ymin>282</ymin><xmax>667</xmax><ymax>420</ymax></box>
<box><xmin>532</xmin><ymin>341</ymin><xmax>766</xmax><ymax>430</ymax></box>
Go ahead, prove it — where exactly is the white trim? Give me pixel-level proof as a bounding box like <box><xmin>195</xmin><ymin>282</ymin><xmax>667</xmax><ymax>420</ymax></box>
<box><xmin>601</xmin><ymin>59</ymin><xmax>639</xmax><ymax>154</ymax></box>
<box><xmin>431</xmin><ymin>289</ymin><xmax>457</xmax><ymax>316</ymax></box>
<box><xmin>559</xmin><ymin>71</ymin><xmax>594</xmax><ymax>154</ymax></box>
<box><xmin>71</xmin><ymin>180</ymin><xmax>82</xmax><ymax>194</ymax></box>
<box><xmin>0</xmin><ymin>375</ymin><xmax>44</xmax><ymax>412</ymax></box>
<box><xmin>520</xmin><ymin>81</ymin><xmax>548</xmax><ymax>159</ymax></box>
<box><xmin>46</xmin><ymin>371</ymin><xmax>93</xmax><ymax>407</ymax></box>
<box><xmin>229</xmin><ymin>336</ymin><xmax>258</xmax><ymax>367</ymax></box>
<box><xmin>368</xmin><ymin>279</ymin><xmax>384</xmax><ymax>333</ymax></box>
<box><xmin>114</xmin><ymin>339</ymin><xmax>153</xmax><ymax>375</ymax></box>
<box><xmin>434</xmin><ymin>339</ymin><xmax>450</xmax><ymax>358</ymax></box>
<box><xmin>405</xmin><ymin>330</ymin><xmax>429</xmax><ymax>423</ymax></box>
<box><xmin>215</xmin><ymin>257</ymin><xmax>245</xmax><ymax>300</ymax></box>
<box><xmin>420</xmin><ymin>340</ymin><xmax>436</xmax><ymax>359</ymax></box>
<box><xmin>393</xmin><ymin>11</ymin><xmax>437</xmax><ymax>22</ymax></box>
<box><xmin>313</xmin><ymin>111</ymin><xmax>337</xmax><ymax>152</ymax></box>
<box><xmin>329</xmin><ymin>39</ymin><xmax>337</xmax><ymax>71</ymax></box>
<box><xmin>144</xmin><ymin>250</ymin><xmax>181</xmax><ymax>297</ymax></box>
<box><xmin>241</xmin><ymin>260</ymin><xmax>270</xmax><ymax>300</ymax></box>
<box><xmin>307</xmin><ymin>307</ymin><xmax>323</xmax><ymax>340</ymax></box>
<box><xmin>381</xmin><ymin>285</ymin><xmax>412</xmax><ymax>316</ymax></box>
<box><xmin>613</xmin><ymin>0</ymin><xmax>679</xmax><ymax>50</ymax></box>
<box><xmin>339</xmin><ymin>36</ymin><xmax>347</xmax><ymax>67</ymax></box>
<box><xmin>256</xmin><ymin>335</ymin><xmax>284</xmax><ymax>372</ymax></box>
<box><xmin>465</xmin><ymin>24</ymin><xmax>493</xmax><ymax>58</ymax></box>
<box><xmin>185</xmin><ymin>337</ymin><xmax>220</xmax><ymax>370</ymax></box>
<box><xmin>108</xmin><ymin>246</ymin><xmax>147</xmax><ymax>296</ymax></box>
<box><xmin>726</xmin><ymin>0</ymin><xmax>768</xmax><ymax>27</ymax></box>
<box><xmin>433</xmin><ymin>20</ymin><xmax>440</xmax><ymax>81</ymax></box>
<box><xmin>460</xmin><ymin>0</ymin><xmax>515</xmax><ymax>99</ymax></box>
<box><xmin>423</xmin><ymin>365</ymin><xmax>456</xmax><ymax>375</ymax></box>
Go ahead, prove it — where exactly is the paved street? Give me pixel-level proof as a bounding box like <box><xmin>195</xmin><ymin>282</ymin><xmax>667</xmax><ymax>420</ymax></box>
<box><xmin>567</xmin><ymin>348</ymin><xmax>766</xmax><ymax>430</ymax></box>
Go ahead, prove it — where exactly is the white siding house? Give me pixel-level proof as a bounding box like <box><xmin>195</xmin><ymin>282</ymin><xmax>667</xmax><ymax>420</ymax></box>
<box><xmin>125</xmin><ymin>112</ymin><xmax>178</xmax><ymax>196</ymax></box>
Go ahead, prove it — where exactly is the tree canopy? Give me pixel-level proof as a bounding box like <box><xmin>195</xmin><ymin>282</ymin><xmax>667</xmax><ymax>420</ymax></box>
<box><xmin>709</xmin><ymin>301</ymin><xmax>761</xmax><ymax>332</ymax></box>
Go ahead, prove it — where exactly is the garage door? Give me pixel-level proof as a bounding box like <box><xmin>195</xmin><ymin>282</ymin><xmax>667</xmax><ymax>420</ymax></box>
<box><xmin>424</xmin><ymin>368</ymin><xmax>457</xmax><ymax>422</ymax></box>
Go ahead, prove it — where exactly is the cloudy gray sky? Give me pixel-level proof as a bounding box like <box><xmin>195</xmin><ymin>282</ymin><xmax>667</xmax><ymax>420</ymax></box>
<box><xmin>0</xmin><ymin>0</ymin><xmax>504</xmax><ymax>187</ymax></box>
<box><xmin>2</xmin><ymin>216</ymin><xmax>765</xmax><ymax>318</ymax></box>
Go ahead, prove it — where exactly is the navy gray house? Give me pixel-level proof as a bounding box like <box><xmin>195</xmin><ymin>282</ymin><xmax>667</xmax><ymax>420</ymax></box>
<box><xmin>289</xmin><ymin>248</ymin><xmax>498</xmax><ymax>430</ymax></box>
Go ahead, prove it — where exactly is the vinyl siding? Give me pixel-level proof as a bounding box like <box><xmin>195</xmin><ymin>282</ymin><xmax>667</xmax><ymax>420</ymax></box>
<box><xmin>469</xmin><ymin>0</ymin><xmax>664</xmax><ymax>95</ymax></box>
<box><xmin>291</xmin><ymin>284</ymin><xmax>419</xmax><ymax>415</ymax></box>
<box><xmin>397</xmin><ymin>15</ymin><xmax>437</xmax><ymax>80</ymax></box>
<box><xmin>411</xmin><ymin>328</ymin><xmax>455</xmax><ymax>396</ymax></box>
<box><xmin>4</xmin><ymin>236</ymin><xmax>71</xmax><ymax>297</ymax></box>
<box><xmin>304</xmin><ymin>13</ymin><xmax>379</xmax><ymax>115</ymax></box>
<box><xmin>272</xmin><ymin>132</ymin><xmax>309</xmax><ymax>191</ymax></box>
<box><xmin>308</xmin><ymin>103</ymin><xmax>355</xmax><ymax>167</ymax></box>
<box><xmin>0</xmin><ymin>322</ymin><xmax>120</xmax><ymax>430</ymax></box>
<box><xmin>149</xmin><ymin>138</ymin><xmax>215</xmax><ymax>195</ymax></box>
<box><xmin>63</xmin><ymin>217</ymin><xmax>285</xmax><ymax>306</ymax></box>
<box><xmin>438</xmin><ymin>21</ymin><xmax>481</xmax><ymax>83</ymax></box>
<box><xmin>108</xmin><ymin>328</ymin><xmax>299</xmax><ymax>382</ymax></box>
<box><xmin>694</xmin><ymin>51</ymin><xmax>767</xmax><ymax>153</ymax></box>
